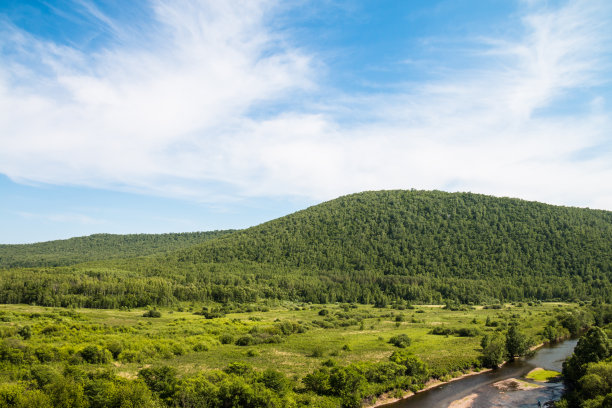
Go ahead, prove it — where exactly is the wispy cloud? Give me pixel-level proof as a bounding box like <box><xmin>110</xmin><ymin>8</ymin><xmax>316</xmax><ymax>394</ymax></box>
<box><xmin>0</xmin><ymin>0</ymin><xmax>611</xmax><ymax>210</ymax></box>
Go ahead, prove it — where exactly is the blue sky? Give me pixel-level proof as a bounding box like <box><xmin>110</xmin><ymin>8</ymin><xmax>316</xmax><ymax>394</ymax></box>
<box><xmin>1</xmin><ymin>0</ymin><xmax>611</xmax><ymax>243</ymax></box>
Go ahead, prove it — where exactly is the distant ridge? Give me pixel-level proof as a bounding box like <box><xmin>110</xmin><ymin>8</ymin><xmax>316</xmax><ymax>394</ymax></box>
<box><xmin>0</xmin><ymin>231</ymin><xmax>236</xmax><ymax>268</ymax></box>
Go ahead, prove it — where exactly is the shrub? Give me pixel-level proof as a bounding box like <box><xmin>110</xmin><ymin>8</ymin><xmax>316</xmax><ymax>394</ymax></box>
<box><xmin>235</xmin><ymin>335</ymin><xmax>256</xmax><ymax>346</ymax></box>
<box><xmin>193</xmin><ymin>343</ymin><xmax>209</xmax><ymax>352</ymax></box>
<box><xmin>142</xmin><ymin>310</ymin><xmax>161</xmax><ymax>318</ymax></box>
<box><xmin>106</xmin><ymin>341</ymin><xmax>123</xmax><ymax>359</ymax></box>
<box><xmin>45</xmin><ymin>377</ymin><xmax>87</xmax><ymax>408</ymax></box>
<box><xmin>30</xmin><ymin>365</ymin><xmax>59</xmax><ymax>387</ymax></box>
<box><xmin>430</xmin><ymin>327</ymin><xmax>454</xmax><ymax>336</ymax></box>
<box><xmin>389</xmin><ymin>350</ymin><xmax>428</xmax><ymax>380</ymax></box>
<box><xmin>18</xmin><ymin>325</ymin><xmax>32</xmax><ymax>340</ymax></box>
<box><xmin>219</xmin><ymin>334</ymin><xmax>234</xmax><ymax>344</ymax></box>
<box><xmin>260</xmin><ymin>369</ymin><xmax>289</xmax><ymax>394</ymax></box>
<box><xmin>224</xmin><ymin>362</ymin><xmax>254</xmax><ymax>376</ymax></box>
<box><xmin>80</xmin><ymin>345</ymin><xmax>110</xmax><ymax>364</ymax></box>
<box><xmin>456</xmin><ymin>327</ymin><xmax>480</xmax><ymax>337</ymax></box>
<box><xmin>389</xmin><ymin>334</ymin><xmax>412</xmax><ymax>348</ymax></box>
<box><xmin>139</xmin><ymin>365</ymin><xmax>178</xmax><ymax>402</ymax></box>
<box><xmin>303</xmin><ymin>368</ymin><xmax>331</xmax><ymax>394</ymax></box>
<box><xmin>310</xmin><ymin>346</ymin><xmax>325</xmax><ymax>357</ymax></box>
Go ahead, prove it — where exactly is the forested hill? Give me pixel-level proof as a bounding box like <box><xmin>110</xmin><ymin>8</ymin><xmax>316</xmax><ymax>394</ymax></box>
<box><xmin>1</xmin><ymin>190</ymin><xmax>611</xmax><ymax>307</ymax></box>
<box><xmin>139</xmin><ymin>190</ymin><xmax>612</xmax><ymax>303</ymax></box>
<box><xmin>0</xmin><ymin>231</ymin><xmax>235</xmax><ymax>268</ymax></box>
<box><xmin>168</xmin><ymin>190</ymin><xmax>612</xmax><ymax>278</ymax></box>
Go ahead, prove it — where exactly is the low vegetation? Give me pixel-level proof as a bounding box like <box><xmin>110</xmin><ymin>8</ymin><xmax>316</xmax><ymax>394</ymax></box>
<box><xmin>525</xmin><ymin>368</ymin><xmax>560</xmax><ymax>382</ymax></box>
<box><xmin>0</xmin><ymin>301</ymin><xmax>600</xmax><ymax>407</ymax></box>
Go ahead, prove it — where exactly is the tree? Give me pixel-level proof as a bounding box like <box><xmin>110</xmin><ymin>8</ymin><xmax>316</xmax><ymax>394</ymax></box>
<box><xmin>389</xmin><ymin>349</ymin><xmax>428</xmax><ymax>380</ymax></box>
<box><xmin>481</xmin><ymin>333</ymin><xmax>506</xmax><ymax>368</ymax></box>
<box><xmin>139</xmin><ymin>366</ymin><xmax>178</xmax><ymax>402</ymax></box>
<box><xmin>563</xmin><ymin>327</ymin><xmax>611</xmax><ymax>387</ymax></box>
<box><xmin>506</xmin><ymin>325</ymin><xmax>528</xmax><ymax>359</ymax></box>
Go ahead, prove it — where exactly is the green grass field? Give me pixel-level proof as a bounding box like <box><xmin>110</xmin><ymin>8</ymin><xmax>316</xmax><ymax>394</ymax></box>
<box><xmin>0</xmin><ymin>301</ymin><xmax>577</xmax><ymax>382</ymax></box>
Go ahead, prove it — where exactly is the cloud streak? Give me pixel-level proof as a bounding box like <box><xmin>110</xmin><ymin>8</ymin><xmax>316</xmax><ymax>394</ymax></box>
<box><xmin>1</xmin><ymin>0</ymin><xmax>611</xmax><ymax>210</ymax></box>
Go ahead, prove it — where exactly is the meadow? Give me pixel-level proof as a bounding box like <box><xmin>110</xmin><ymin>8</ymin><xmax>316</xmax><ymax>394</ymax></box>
<box><xmin>0</xmin><ymin>301</ymin><xmax>590</xmax><ymax>407</ymax></box>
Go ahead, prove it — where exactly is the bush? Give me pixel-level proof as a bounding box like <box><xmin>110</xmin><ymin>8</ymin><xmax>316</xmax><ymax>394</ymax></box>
<box><xmin>30</xmin><ymin>365</ymin><xmax>59</xmax><ymax>388</ymax></box>
<box><xmin>389</xmin><ymin>350</ymin><xmax>428</xmax><ymax>380</ymax></box>
<box><xmin>80</xmin><ymin>345</ymin><xmax>111</xmax><ymax>364</ymax></box>
<box><xmin>139</xmin><ymin>365</ymin><xmax>178</xmax><ymax>402</ymax></box>
<box><xmin>142</xmin><ymin>310</ymin><xmax>161</xmax><ymax>318</ymax></box>
<box><xmin>193</xmin><ymin>343</ymin><xmax>209</xmax><ymax>352</ymax></box>
<box><xmin>430</xmin><ymin>327</ymin><xmax>454</xmax><ymax>336</ymax></box>
<box><xmin>224</xmin><ymin>362</ymin><xmax>254</xmax><ymax>376</ymax></box>
<box><xmin>303</xmin><ymin>368</ymin><xmax>331</xmax><ymax>394</ymax></box>
<box><xmin>310</xmin><ymin>346</ymin><xmax>325</xmax><ymax>357</ymax></box>
<box><xmin>235</xmin><ymin>335</ymin><xmax>256</xmax><ymax>346</ymax></box>
<box><xmin>260</xmin><ymin>369</ymin><xmax>289</xmax><ymax>394</ymax></box>
<box><xmin>106</xmin><ymin>341</ymin><xmax>123</xmax><ymax>359</ymax></box>
<box><xmin>456</xmin><ymin>327</ymin><xmax>480</xmax><ymax>337</ymax></box>
<box><xmin>18</xmin><ymin>325</ymin><xmax>32</xmax><ymax>340</ymax></box>
<box><xmin>219</xmin><ymin>334</ymin><xmax>234</xmax><ymax>344</ymax></box>
<box><xmin>388</xmin><ymin>334</ymin><xmax>412</xmax><ymax>348</ymax></box>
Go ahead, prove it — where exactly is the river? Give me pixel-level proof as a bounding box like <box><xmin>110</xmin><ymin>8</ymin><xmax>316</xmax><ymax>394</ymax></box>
<box><xmin>383</xmin><ymin>338</ymin><xmax>578</xmax><ymax>408</ymax></box>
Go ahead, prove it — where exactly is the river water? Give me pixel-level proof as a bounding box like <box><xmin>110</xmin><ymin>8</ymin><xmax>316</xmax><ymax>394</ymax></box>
<box><xmin>384</xmin><ymin>338</ymin><xmax>578</xmax><ymax>408</ymax></box>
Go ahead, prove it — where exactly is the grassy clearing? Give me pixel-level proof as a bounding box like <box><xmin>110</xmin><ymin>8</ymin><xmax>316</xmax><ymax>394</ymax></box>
<box><xmin>0</xmin><ymin>301</ymin><xmax>576</xmax><ymax>381</ymax></box>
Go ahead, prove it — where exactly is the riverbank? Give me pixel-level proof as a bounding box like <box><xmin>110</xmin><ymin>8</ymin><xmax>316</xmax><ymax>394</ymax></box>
<box><xmin>369</xmin><ymin>367</ymin><xmax>494</xmax><ymax>407</ymax></box>
<box><xmin>371</xmin><ymin>338</ymin><xmax>578</xmax><ymax>408</ymax></box>
<box><xmin>369</xmin><ymin>342</ymin><xmax>549</xmax><ymax>408</ymax></box>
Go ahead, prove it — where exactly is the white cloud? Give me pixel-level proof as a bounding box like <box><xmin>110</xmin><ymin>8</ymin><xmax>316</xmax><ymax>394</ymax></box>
<box><xmin>0</xmin><ymin>0</ymin><xmax>611</xmax><ymax>210</ymax></box>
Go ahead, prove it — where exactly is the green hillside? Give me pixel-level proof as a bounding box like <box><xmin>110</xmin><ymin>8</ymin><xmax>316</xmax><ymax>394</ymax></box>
<box><xmin>170</xmin><ymin>190</ymin><xmax>612</xmax><ymax>277</ymax></box>
<box><xmin>1</xmin><ymin>190</ymin><xmax>610</xmax><ymax>307</ymax></box>
<box><xmin>0</xmin><ymin>231</ymin><xmax>235</xmax><ymax>268</ymax></box>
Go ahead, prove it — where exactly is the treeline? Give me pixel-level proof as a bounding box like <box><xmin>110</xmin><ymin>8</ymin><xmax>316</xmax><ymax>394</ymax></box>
<box><xmin>0</xmin><ymin>231</ymin><xmax>234</xmax><ymax>268</ymax></box>
<box><xmin>0</xmin><ymin>261</ymin><xmax>608</xmax><ymax>309</ymax></box>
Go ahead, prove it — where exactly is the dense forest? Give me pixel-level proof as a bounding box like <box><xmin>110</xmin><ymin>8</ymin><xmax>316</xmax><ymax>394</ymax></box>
<box><xmin>0</xmin><ymin>231</ymin><xmax>234</xmax><ymax>268</ymax></box>
<box><xmin>0</xmin><ymin>190</ymin><xmax>611</xmax><ymax>308</ymax></box>
<box><xmin>557</xmin><ymin>324</ymin><xmax>612</xmax><ymax>407</ymax></box>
